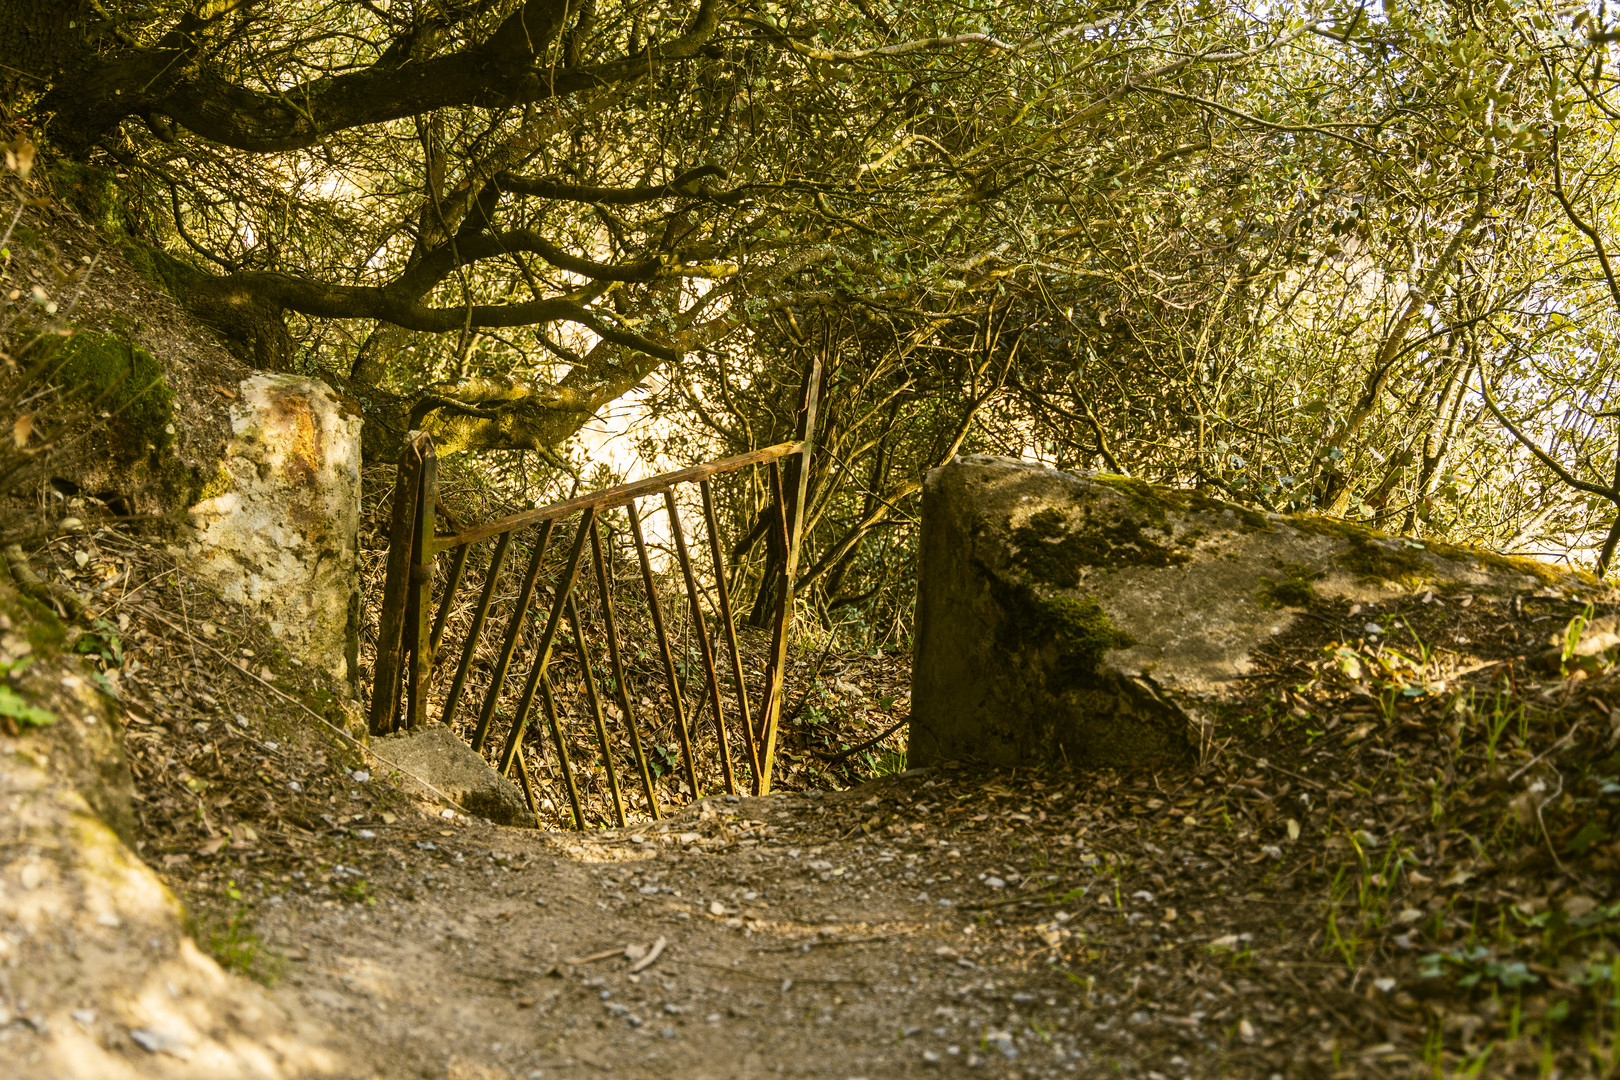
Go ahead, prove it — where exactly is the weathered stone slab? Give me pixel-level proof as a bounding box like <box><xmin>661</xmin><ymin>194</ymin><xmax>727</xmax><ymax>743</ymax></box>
<box><xmin>181</xmin><ymin>374</ymin><xmax>362</xmax><ymax>690</ymax></box>
<box><xmin>909</xmin><ymin>455</ymin><xmax>1586</xmax><ymax>771</ymax></box>
<box><xmin>371</xmin><ymin>723</ymin><xmax>532</xmax><ymax>827</ymax></box>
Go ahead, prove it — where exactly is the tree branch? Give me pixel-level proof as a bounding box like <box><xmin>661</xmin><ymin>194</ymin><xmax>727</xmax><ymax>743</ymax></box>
<box><xmin>212</xmin><ymin>271</ymin><xmax>681</xmax><ymax>361</ymax></box>
<box><xmin>46</xmin><ymin>0</ymin><xmax>726</xmax><ymax>152</ymax></box>
<box><xmin>1474</xmin><ymin>362</ymin><xmax>1615</xmax><ymax>501</ymax></box>
<box><xmin>499</xmin><ymin>165</ymin><xmax>731</xmax><ymax>204</ymax></box>
<box><xmin>396</xmin><ymin>229</ymin><xmax>662</xmax><ymax>296</ymax></box>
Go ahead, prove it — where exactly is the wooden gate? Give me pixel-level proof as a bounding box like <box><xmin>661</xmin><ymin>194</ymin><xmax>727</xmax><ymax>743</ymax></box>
<box><xmin>367</xmin><ymin>365</ymin><xmax>818</xmax><ymax>826</ymax></box>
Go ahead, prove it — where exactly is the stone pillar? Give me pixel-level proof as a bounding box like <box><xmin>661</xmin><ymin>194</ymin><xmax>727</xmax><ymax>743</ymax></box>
<box><xmin>183</xmin><ymin>375</ymin><xmax>362</xmax><ymax>690</ymax></box>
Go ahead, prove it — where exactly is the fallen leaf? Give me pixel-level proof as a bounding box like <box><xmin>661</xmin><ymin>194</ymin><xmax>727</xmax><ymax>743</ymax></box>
<box><xmin>5</xmin><ymin>140</ymin><xmax>35</xmax><ymax>179</ymax></box>
<box><xmin>1563</xmin><ymin>895</ymin><xmax>1599</xmax><ymax>919</ymax></box>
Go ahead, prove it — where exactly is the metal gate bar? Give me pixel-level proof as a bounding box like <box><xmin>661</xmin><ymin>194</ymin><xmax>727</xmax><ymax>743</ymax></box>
<box><xmin>700</xmin><ymin>478</ymin><xmax>759</xmax><ymax>781</ymax></box>
<box><xmin>367</xmin><ymin>358</ymin><xmax>819</xmax><ymax>824</ymax></box>
<box><xmin>589</xmin><ymin>514</ymin><xmax>661</xmax><ymax>819</ymax></box>
<box><xmin>625</xmin><ymin>498</ymin><xmax>700</xmax><ymax>800</ymax></box>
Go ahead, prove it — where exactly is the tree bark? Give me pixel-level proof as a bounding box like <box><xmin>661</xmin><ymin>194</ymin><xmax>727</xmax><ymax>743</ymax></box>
<box><xmin>0</xmin><ymin>0</ymin><xmax>95</xmax><ymax>103</ymax></box>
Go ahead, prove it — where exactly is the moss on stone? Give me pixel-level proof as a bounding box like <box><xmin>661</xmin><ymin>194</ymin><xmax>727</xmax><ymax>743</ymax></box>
<box><xmin>196</xmin><ymin>463</ymin><xmax>235</xmax><ymax>502</ymax></box>
<box><xmin>995</xmin><ymin>578</ymin><xmax>1135</xmax><ymax>688</ymax></box>
<box><xmin>1089</xmin><ymin>474</ymin><xmax>1273</xmax><ymax>532</ymax></box>
<box><xmin>51</xmin><ymin>161</ymin><xmax>130</xmax><ymax>234</ymax></box>
<box><xmin>1286</xmin><ymin>513</ymin><xmax>1384</xmax><ymax>543</ymax></box>
<box><xmin>1037</xmin><ymin>594</ymin><xmax>1136</xmax><ymax>685</ymax></box>
<box><xmin>1336</xmin><ymin>534</ymin><xmax>1434</xmax><ymax>585</ymax></box>
<box><xmin>1166</xmin><ymin>489</ymin><xmax>1273</xmax><ymax>532</ymax></box>
<box><xmin>0</xmin><ymin>574</ymin><xmax>67</xmax><ymax>655</ymax></box>
<box><xmin>1296</xmin><ymin>517</ymin><xmax>1434</xmax><ymax>585</ymax></box>
<box><xmin>1282</xmin><ymin>513</ymin><xmax>1592</xmax><ymax>588</ymax></box>
<box><xmin>1088</xmin><ymin>474</ymin><xmax>1170</xmax><ymax>526</ymax></box>
<box><xmin>51</xmin><ymin>330</ymin><xmax>175</xmax><ymax>461</ymax></box>
<box><xmin>116</xmin><ymin>238</ymin><xmax>206</xmax><ymax>300</ymax></box>
<box><xmin>1424</xmin><ymin>540</ymin><xmax>1595</xmax><ymax>588</ymax></box>
<box><xmin>1010</xmin><ymin>507</ymin><xmax>1189</xmax><ymax>585</ymax></box>
<box><xmin>1282</xmin><ymin>515</ymin><xmax>1436</xmax><ymax>584</ymax></box>
<box><xmin>1257</xmin><ymin>574</ymin><xmax>1318</xmax><ymax>608</ymax></box>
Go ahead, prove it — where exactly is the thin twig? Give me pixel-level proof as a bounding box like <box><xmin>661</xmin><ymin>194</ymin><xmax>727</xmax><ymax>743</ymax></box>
<box><xmin>815</xmin><ymin>714</ymin><xmax>909</xmax><ymax>764</ymax></box>
<box><xmin>1508</xmin><ymin>718</ymin><xmax>1582</xmax><ymax>782</ymax></box>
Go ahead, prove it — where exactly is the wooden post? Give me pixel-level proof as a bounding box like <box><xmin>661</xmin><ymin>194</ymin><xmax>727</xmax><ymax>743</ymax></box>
<box><xmin>753</xmin><ymin>353</ymin><xmax>822</xmax><ymax>793</ymax></box>
<box><xmin>404</xmin><ymin>435</ymin><xmax>437</xmax><ymax>729</ymax></box>
<box><xmin>369</xmin><ymin>433</ymin><xmax>428</xmax><ymax>735</ymax></box>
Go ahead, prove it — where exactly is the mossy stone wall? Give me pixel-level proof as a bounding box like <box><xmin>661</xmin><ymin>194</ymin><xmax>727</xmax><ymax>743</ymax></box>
<box><xmin>909</xmin><ymin>455</ymin><xmax>1586</xmax><ymax>773</ymax></box>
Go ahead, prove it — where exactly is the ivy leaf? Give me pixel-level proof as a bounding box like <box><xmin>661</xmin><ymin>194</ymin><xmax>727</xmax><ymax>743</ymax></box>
<box><xmin>0</xmin><ymin>686</ymin><xmax>57</xmax><ymax>729</ymax></box>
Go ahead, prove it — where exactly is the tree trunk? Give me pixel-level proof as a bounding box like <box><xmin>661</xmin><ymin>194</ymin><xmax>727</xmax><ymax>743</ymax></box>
<box><xmin>0</xmin><ymin>1</ymin><xmax>94</xmax><ymax>104</ymax></box>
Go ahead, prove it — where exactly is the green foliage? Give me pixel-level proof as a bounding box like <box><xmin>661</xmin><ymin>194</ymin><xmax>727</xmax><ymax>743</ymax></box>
<box><xmin>0</xmin><ymin>682</ymin><xmax>56</xmax><ymax>729</ymax></box>
<box><xmin>72</xmin><ymin>617</ymin><xmax>122</xmax><ymax>666</ymax></box>
<box><xmin>1421</xmin><ymin>946</ymin><xmax>1542</xmax><ymax>991</ymax></box>
<box><xmin>647</xmin><ymin>744</ymin><xmax>681</xmax><ymax>780</ymax></box>
<box><xmin>0</xmin><ymin>646</ymin><xmax>55</xmax><ymax>729</ymax></box>
<box><xmin>201</xmin><ymin>893</ymin><xmax>283</xmax><ymax>986</ymax></box>
<box><xmin>866</xmin><ymin>749</ymin><xmax>907</xmax><ymax>777</ymax></box>
<box><xmin>338</xmin><ymin>878</ymin><xmax>376</xmax><ymax>905</ymax></box>
<box><xmin>49</xmin><ymin>161</ymin><xmax>130</xmax><ymax>235</ymax></box>
<box><xmin>25</xmin><ymin>0</ymin><xmax>1620</xmax><ymax>639</ymax></box>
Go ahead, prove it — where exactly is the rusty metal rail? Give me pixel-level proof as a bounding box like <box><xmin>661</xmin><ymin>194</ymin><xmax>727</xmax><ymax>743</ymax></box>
<box><xmin>368</xmin><ymin>363</ymin><xmax>820</xmax><ymax>824</ymax></box>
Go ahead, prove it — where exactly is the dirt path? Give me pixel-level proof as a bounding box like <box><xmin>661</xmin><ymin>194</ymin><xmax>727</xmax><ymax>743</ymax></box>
<box><xmin>252</xmin><ymin>778</ymin><xmax>1090</xmax><ymax>1080</ymax></box>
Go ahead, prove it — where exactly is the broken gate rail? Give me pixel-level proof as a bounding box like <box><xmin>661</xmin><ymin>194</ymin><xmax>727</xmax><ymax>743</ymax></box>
<box><xmin>368</xmin><ymin>428</ymin><xmax>817</xmax><ymax>826</ymax></box>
